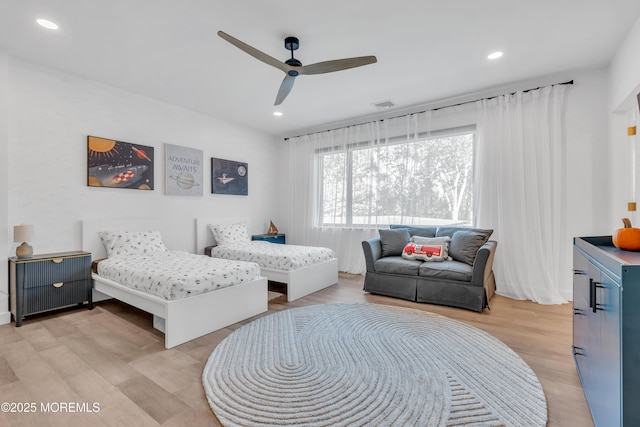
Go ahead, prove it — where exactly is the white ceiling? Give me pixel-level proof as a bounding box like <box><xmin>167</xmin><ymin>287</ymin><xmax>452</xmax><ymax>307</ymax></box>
<box><xmin>1</xmin><ymin>1</ymin><xmax>640</xmax><ymax>138</ymax></box>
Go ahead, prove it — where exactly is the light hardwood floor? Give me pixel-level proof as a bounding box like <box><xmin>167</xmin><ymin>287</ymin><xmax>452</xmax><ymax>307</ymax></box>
<box><xmin>0</xmin><ymin>274</ymin><xmax>593</xmax><ymax>426</ymax></box>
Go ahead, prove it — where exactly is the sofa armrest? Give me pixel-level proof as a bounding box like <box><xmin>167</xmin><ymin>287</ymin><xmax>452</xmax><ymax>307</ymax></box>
<box><xmin>470</xmin><ymin>240</ymin><xmax>497</xmax><ymax>287</ymax></box>
<box><xmin>362</xmin><ymin>238</ymin><xmax>383</xmax><ymax>272</ymax></box>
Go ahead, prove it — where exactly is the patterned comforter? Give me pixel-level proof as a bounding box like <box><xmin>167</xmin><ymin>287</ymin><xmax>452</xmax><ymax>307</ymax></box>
<box><xmin>97</xmin><ymin>251</ymin><xmax>261</xmax><ymax>300</ymax></box>
<box><xmin>210</xmin><ymin>241</ymin><xmax>335</xmax><ymax>271</ymax></box>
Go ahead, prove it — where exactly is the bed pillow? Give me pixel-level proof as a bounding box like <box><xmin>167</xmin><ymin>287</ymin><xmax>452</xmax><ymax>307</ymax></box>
<box><xmin>99</xmin><ymin>230</ymin><xmax>169</xmax><ymax>258</ymax></box>
<box><xmin>379</xmin><ymin>228</ymin><xmax>411</xmax><ymax>257</ymax></box>
<box><xmin>402</xmin><ymin>236</ymin><xmax>452</xmax><ymax>262</ymax></box>
<box><xmin>449</xmin><ymin>230</ymin><xmax>490</xmax><ymax>265</ymax></box>
<box><xmin>210</xmin><ymin>222</ymin><xmax>250</xmax><ymax>246</ymax></box>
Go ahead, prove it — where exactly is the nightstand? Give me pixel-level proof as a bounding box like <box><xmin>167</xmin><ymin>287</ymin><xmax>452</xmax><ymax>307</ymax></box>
<box><xmin>9</xmin><ymin>251</ymin><xmax>92</xmax><ymax>326</ymax></box>
<box><xmin>252</xmin><ymin>234</ymin><xmax>286</xmax><ymax>244</ymax></box>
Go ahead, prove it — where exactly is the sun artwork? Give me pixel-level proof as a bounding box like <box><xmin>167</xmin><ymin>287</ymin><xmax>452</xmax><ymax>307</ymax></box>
<box><xmin>88</xmin><ymin>136</ymin><xmax>119</xmax><ymax>159</ymax></box>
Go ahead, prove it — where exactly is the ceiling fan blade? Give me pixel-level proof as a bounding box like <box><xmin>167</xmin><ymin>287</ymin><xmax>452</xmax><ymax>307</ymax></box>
<box><xmin>275</xmin><ymin>75</ymin><xmax>296</xmax><ymax>105</ymax></box>
<box><xmin>217</xmin><ymin>31</ymin><xmax>291</xmax><ymax>73</ymax></box>
<box><xmin>299</xmin><ymin>56</ymin><xmax>377</xmax><ymax>75</ymax></box>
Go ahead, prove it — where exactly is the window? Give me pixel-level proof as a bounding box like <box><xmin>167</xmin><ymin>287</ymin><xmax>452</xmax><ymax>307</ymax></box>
<box><xmin>318</xmin><ymin>130</ymin><xmax>474</xmax><ymax>227</ymax></box>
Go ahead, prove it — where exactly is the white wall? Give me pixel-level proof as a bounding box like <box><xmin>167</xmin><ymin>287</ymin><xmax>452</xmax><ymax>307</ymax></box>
<box><xmin>609</xmin><ymin>15</ymin><xmax>640</xmax><ymax>231</ymax></box>
<box><xmin>0</xmin><ymin>51</ymin><xmax>9</xmax><ymax>324</ymax></box>
<box><xmin>565</xmin><ymin>68</ymin><xmax>611</xmax><ymax>237</ymax></box>
<box><xmin>1</xmin><ymin>58</ymin><xmax>283</xmax><ymax>324</ymax></box>
<box><xmin>609</xmin><ymin>15</ymin><xmax>640</xmax><ymax>114</ymax></box>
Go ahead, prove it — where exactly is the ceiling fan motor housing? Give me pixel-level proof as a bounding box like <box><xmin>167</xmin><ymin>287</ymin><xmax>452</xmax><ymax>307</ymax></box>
<box><xmin>284</xmin><ymin>36</ymin><xmax>302</xmax><ymax>71</ymax></box>
<box><xmin>284</xmin><ymin>36</ymin><xmax>299</xmax><ymax>51</ymax></box>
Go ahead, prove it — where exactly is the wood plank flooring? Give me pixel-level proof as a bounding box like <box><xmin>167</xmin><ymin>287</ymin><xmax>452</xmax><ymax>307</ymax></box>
<box><xmin>0</xmin><ymin>274</ymin><xmax>593</xmax><ymax>426</ymax></box>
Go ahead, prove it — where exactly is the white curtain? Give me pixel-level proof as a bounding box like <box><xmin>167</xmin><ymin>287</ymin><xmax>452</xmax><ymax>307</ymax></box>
<box><xmin>286</xmin><ymin>108</ymin><xmax>473</xmax><ymax>275</ymax></box>
<box><xmin>475</xmin><ymin>85</ymin><xmax>569</xmax><ymax>304</ymax></box>
<box><xmin>286</xmin><ymin>125</ymin><xmax>380</xmax><ymax>274</ymax></box>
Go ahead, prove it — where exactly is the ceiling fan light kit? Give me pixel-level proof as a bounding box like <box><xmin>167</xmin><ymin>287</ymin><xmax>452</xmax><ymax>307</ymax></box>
<box><xmin>218</xmin><ymin>31</ymin><xmax>377</xmax><ymax>105</ymax></box>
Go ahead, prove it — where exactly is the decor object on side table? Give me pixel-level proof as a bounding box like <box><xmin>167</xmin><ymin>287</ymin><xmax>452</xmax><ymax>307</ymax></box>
<box><xmin>203</xmin><ymin>303</ymin><xmax>547</xmax><ymax>426</ymax></box>
<box><xmin>612</xmin><ymin>217</ymin><xmax>640</xmax><ymax>251</ymax></box>
<box><xmin>13</xmin><ymin>224</ymin><xmax>34</xmax><ymax>258</ymax></box>
<box><xmin>267</xmin><ymin>220</ymin><xmax>279</xmax><ymax>234</ymax></box>
<box><xmin>9</xmin><ymin>251</ymin><xmax>92</xmax><ymax>326</ymax></box>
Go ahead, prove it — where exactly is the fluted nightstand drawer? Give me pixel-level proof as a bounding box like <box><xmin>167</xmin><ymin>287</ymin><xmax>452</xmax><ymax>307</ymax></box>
<box><xmin>23</xmin><ymin>279</ymin><xmax>92</xmax><ymax>315</ymax></box>
<box><xmin>20</xmin><ymin>254</ymin><xmax>91</xmax><ymax>288</ymax></box>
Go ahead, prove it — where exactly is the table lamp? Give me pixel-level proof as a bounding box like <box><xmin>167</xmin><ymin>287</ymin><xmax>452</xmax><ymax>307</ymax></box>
<box><xmin>14</xmin><ymin>224</ymin><xmax>35</xmax><ymax>258</ymax></box>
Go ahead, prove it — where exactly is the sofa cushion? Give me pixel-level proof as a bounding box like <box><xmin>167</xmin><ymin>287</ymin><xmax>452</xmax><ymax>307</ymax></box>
<box><xmin>374</xmin><ymin>256</ymin><xmax>422</xmax><ymax>275</ymax></box>
<box><xmin>379</xmin><ymin>228</ymin><xmax>411</xmax><ymax>257</ymax></box>
<box><xmin>391</xmin><ymin>224</ymin><xmax>437</xmax><ymax>238</ymax></box>
<box><xmin>436</xmin><ymin>226</ymin><xmax>493</xmax><ymax>241</ymax></box>
<box><xmin>402</xmin><ymin>236</ymin><xmax>452</xmax><ymax>262</ymax></box>
<box><xmin>449</xmin><ymin>230</ymin><xmax>490</xmax><ymax>265</ymax></box>
<box><xmin>419</xmin><ymin>260</ymin><xmax>473</xmax><ymax>282</ymax></box>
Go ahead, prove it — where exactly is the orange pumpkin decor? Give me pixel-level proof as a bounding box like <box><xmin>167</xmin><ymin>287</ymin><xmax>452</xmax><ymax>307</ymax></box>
<box><xmin>613</xmin><ymin>218</ymin><xmax>640</xmax><ymax>251</ymax></box>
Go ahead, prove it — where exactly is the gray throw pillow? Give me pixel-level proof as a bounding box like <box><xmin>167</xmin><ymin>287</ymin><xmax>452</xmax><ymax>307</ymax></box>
<box><xmin>449</xmin><ymin>230</ymin><xmax>489</xmax><ymax>265</ymax></box>
<box><xmin>379</xmin><ymin>228</ymin><xmax>411</xmax><ymax>257</ymax></box>
<box><xmin>437</xmin><ymin>227</ymin><xmax>493</xmax><ymax>241</ymax></box>
<box><xmin>390</xmin><ymin>224</ymin><xmax>437</xmax><ymax>238</ymax></box>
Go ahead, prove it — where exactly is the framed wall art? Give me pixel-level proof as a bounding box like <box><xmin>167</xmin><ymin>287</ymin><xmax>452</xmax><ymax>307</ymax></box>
<box><xmin>211</xmin><ymin>157</ymin><xmax>248</xmax><ymax>195</ymax></box>
<box><xmin>165</xmin><ymin>143</ymin><xmax>203</xmax><ymax>197</ymax></box>
<box><xmin>87</xmin><ymin>136</ymin><xmax>154</xmax><ymax>190</ymax></box>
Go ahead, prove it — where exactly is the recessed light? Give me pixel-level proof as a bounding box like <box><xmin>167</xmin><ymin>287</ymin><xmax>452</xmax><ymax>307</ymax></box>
<box><xmin>273</xmin><ymin>111</ymin><xmax>283</xmax><ymax>117</ymax></box>
<box><xmin>487</xmin><ymin>51</ymin><xmax>503</xmax><ymax>60</ymax></box>
<box><xmin>36</xmin><ymin>18</ymin><xmax>59</xmax><ymax>30</ymax></box>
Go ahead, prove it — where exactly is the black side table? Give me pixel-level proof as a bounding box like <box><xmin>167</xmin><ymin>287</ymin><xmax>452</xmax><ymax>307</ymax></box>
<box><xmin>251</xmin><ymin>234</ymin><xmax>286</xmax><ymax>244</ymax></box>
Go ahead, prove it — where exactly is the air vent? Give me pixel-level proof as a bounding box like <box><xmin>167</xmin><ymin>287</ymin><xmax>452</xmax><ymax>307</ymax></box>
<box><xmin>372</xmin><ymin>100</ymin><xmax>397</xmax><ymax>108</ymax></box>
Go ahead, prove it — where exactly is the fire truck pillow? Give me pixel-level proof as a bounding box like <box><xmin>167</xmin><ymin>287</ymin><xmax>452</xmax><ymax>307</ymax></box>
<box><xmin>402</xmin><ymin>236</ymin><xmax>452</xmax><ymax>262</ymax></box>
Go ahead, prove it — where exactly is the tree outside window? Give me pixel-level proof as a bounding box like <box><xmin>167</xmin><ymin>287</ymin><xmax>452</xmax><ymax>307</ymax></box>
<box><xmin>319</xmin><ymin>132</ymin><xmax>473</xmax><ymax>227</ymax></box>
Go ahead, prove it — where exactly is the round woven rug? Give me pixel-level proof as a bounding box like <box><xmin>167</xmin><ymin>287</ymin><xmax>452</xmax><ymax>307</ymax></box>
<box><xmin>202</xmin><ymin>303</ymin><xmax>547</xmax><ymax>427</ymax></box>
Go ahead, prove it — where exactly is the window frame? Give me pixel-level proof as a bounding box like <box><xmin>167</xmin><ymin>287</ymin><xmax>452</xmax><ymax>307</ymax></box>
<box><xmin>316</xmin><ymin>125</ymin><xmax>476</xmax><ymax>228</ymax></box>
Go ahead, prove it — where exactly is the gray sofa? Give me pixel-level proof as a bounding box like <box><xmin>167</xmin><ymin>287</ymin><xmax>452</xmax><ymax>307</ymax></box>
<box><xmin>362</xmin><ymin>225</ymin><xmax>497</xmax><ymax>312</ymax></box>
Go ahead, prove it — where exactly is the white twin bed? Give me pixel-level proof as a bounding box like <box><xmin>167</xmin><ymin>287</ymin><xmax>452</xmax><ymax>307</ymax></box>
<box><xmin>196</xmin><ymin>218</ymin><xmax>338</xmax><ymax>302</ymax></box>
<box><xmin>82</xmin><ymin>218</ymin><xmax>267</xmax><ymax>349</ymax></box>
<box><xmin>82</xmin><ymin>218</ymin><xmax>338</xmax><ymax>349</ymax></box>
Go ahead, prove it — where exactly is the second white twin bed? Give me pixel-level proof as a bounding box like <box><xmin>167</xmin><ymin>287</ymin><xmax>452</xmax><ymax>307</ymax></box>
<box><xmin>197</xmin><ymin>218</ymin><xmax>338</xmax><ymax>302</ymax></box>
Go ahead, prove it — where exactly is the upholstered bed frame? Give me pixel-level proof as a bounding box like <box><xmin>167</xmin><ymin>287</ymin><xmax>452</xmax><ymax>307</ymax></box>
<box><xmin>82</xmin><ymin>218</ymin><xmax>268</xmax><ymax>349</ymax></box>
<box><xmin>196</xmin><ymin>218</ymin><xmax>338</xmax><ymax>302</ymax></box>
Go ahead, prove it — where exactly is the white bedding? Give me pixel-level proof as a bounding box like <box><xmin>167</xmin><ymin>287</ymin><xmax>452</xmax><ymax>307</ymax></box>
<box><xmin>210</xmin><ymin>241</ymin><xmax>335</xmax><ymax>271</ymax></box>
<box><xmin>97</xmin><ymin>250</ymin><xmax>261</xmax><ymax>300</ymax></box>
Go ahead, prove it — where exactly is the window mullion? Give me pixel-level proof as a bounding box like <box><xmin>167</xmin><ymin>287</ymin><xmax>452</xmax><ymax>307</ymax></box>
<box><xmin>345</xmin><ymin>146</ymin><xmax>353</xmax><ymax>227</ymax></box>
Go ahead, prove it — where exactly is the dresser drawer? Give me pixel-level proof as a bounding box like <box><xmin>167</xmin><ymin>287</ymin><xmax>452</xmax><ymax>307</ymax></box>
<box><xmin>22</xmin><ymin>279</ymin><xmax>91</xmax><ymax>315</ymax></box>
<box><xmin>22</xmin><ymin>256</ymin><xmax>91</xmax><ymax>288</ymax></box>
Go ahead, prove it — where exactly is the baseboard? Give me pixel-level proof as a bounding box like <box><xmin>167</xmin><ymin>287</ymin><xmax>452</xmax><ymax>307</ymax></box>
<box><xmin>496</xmin><ymin>289</ymin><xmax>574</xmax><ymax>304</ymax></box>
<box><xmin>0</xmin><ymin>293</ymin><xmax>9</xmax><ymax>324</ymax></box>
<box><xmin>0</xmin><ymin>311</ymin><xmax>10</xmax><ymax>325</ymax></box>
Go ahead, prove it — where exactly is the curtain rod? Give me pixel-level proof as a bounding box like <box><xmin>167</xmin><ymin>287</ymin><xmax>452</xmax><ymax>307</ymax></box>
<box><xmin>283</xmin><ymin>80</ymin><xmax>574</xmax><ymax>140</ymax></box>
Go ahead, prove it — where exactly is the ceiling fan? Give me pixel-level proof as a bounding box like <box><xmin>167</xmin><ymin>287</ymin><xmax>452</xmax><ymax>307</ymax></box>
<box><xmin>217</xmin><ymin>31</ymin><xmax>377</xmax><ymax>106</ymax></box>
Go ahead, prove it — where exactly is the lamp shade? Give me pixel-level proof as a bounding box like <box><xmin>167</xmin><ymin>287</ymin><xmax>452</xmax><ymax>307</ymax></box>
<box><xmin>13</xmin><ymin>224</ymin><xmax>34</xmax><ymax>243</ymax></box>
